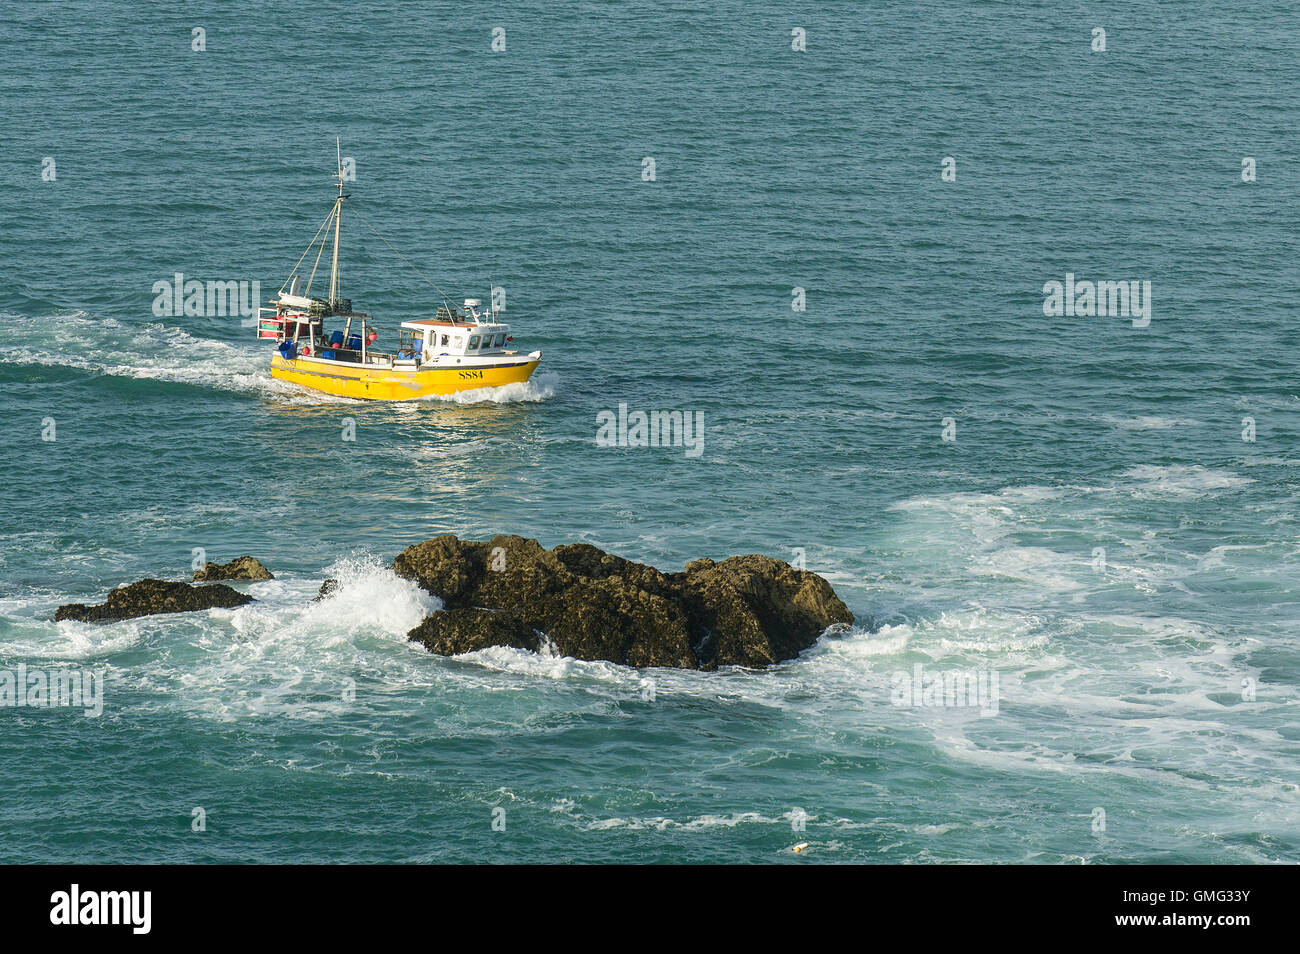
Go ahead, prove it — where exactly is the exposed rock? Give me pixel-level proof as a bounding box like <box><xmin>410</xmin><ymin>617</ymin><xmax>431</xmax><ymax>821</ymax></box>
<box><xmin>553</xmin><ymin>542</ymin><xmax>677</xmax><ymax>598</ymax></box>
<box><xmin>313</xmin><ymin>578</ymin><xmax>340</xmax><ymax>601</ymax></box>
<box><xmin>193</xmin><ymin>556</ymin><xmax>274</xmax><ymax>582</ymax></box>
<box><xmin>54</xmin><ymin>578</ymin><xmax>255</xmax><ymax>623</ymax></box>
<box><xmin>677</xmin><ymin>555</ymin><xmax>852</xmax><ymax>668</ymax></box>
<box><xmin>408</xmin><ymin>607</ymin><xmax>539</xmax><ymax>656</ymax></box>
<box><xmin>393</xmin><ymin>535</ymin><xmax>853</xmax><ymax>669</ymax></box>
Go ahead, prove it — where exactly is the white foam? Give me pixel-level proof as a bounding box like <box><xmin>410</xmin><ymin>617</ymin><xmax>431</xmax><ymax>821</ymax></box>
<box><xmin>808</xmin><ymin>623</ymin><xmax>912</xmax><ymax>661</ymax></box>
<box><xmin>923</xmin><ymin>608</ymin><xmax>1050</xmax><ymax>655</ymax></box>
<box><xmin>420</xmin><ymin>370</ymin><xmax>558</xmax><ymax>405</ymax></box>
<box><xmin>459</xmin><ymin>644</ymin><xmax>582</xmax><ymax>680</ymax></box>
<box><xmin>890</xmin><ymin>485</ymin><xmax>1067</xmax><ymax>514</ymax></box>
<box><xmin>587</xmin><ymin>811</ymin><xmax>778</xmax><ymax>831</ymax></box>
<box><xmin>970</xmin><ymin>546</ymin><xmax>1088</xmax><ymax>593</ymax></box>
<box><xmin>1120</xmin><ymin>464</ymin><xmax>1253</xmax><ymax>496</ymax></box>
<box><xmin>152</xmin><ymin>556</ymin><xmax>443</xmax><ymax>721</ymax></box>
<box><xmin>1195</xmin><ymin>544</ymin><xmax>1270</xmax><ymax>571</ymax></box>
<box><xmin>1103</xmin><ymin>414</ymin><xmax>1199</xmax><ymax>430</ymax></box>
<box><xmin>291</xmin><ymin>556</ymin><xmax>440</xmax><ymax>636</ymax></box>
<box><xmin>0</xmin><ymin>310</ymin><xmax>281</xmax><ymax>396</ymax></box>
<box><xmin>47</xmin><ymin>619</ymin><xmax>149</xmax><ymax>660</ymax></box>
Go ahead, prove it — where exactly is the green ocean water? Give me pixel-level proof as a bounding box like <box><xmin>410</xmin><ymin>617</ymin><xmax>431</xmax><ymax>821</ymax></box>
<box><xmin>1</xmin><ymin>1</ymin><xmax>1298</xmax><ymax>863</ymax></box>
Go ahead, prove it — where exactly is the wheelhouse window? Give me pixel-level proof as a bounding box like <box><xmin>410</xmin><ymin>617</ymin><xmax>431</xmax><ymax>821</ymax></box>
<box><xmin>493</xmin><ymin>333</ymin><xmax>506</xmax><ymax>347</ymax></box>
<box><xmin>468</xmin><ymin>335</ymin><xmax>481</xmax><ymax>349</ymax></box>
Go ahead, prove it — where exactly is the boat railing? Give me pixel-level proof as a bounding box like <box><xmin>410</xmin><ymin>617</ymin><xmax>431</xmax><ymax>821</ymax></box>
<box><xmin>257</xmin><ymin>307</ymin><xmax>285</xmax><ymax>340</ymax></box>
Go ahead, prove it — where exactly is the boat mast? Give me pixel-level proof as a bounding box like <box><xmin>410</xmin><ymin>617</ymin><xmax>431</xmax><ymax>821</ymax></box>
<box><xmin>329</xmin><ymin>137</ymin><xmax>345</xmax><ymax>311</ymax></box>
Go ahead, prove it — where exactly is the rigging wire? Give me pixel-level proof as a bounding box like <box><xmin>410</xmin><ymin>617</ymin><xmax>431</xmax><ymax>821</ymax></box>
<box><xmin>278</xmin><ymin>204</ymin><xmax>337</xmax><ymax>297</ymax></box>
<box><xmin>348</xmin><ymin>206</ymin><xmax>457</xmax><ymax>313</ymax></box>
<box><xmin>305</xmin><ymin>204</ymin><xmax>333</xmax><ymax>298</ymax></box>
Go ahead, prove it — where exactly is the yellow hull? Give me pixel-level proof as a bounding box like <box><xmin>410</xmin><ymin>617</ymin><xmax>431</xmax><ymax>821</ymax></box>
<box><xmin>270</xmin><ymin>354</ymin><xmax>540</xmax><ymax>400</ymax></box>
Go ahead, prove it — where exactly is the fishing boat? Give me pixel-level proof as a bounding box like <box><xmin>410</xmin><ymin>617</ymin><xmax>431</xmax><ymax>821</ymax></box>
<box><xmin>259</xmin><ymin>142</ymin><xmax>541</xmax><ymax>400</ymax></box>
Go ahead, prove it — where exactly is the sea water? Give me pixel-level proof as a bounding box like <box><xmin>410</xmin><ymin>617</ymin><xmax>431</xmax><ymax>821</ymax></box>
<box><xmin>1</xmin><ymin>1</ymin><xmax>1297</xmax><ymax>863</ymax></box>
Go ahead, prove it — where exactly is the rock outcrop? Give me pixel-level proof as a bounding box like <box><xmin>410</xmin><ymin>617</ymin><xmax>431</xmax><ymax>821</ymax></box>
<box><xmin>407</xmin><ymin>607</ymin><xmax>541</xmax><ymax>656</ymax></box>
<box><xmin>192</xmin><ymin>556</ymin><xmax>274</xmax><ymax>582</ymax></box>
<box><xmin>394</xmin><ymin>535</ymin><xmax>853</xmax><ymax>669</ymax></box>
<box><xmin>54</xmin><ymin>578</ymin><xmax>255</xmax><ymax>623</ymax></box>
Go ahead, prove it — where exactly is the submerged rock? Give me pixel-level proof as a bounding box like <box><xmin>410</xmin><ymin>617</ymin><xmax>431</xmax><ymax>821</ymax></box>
<box><xmin>54</xmin><ymin>578</ymin><xmax>255</xmax><ymax>623</ymax></box>
<box><xmin>193</xmin><ymin>556</ymin><xmax>274</xmax><ymax>582</ymax></box>
<box><xmin>393</xmin><ymin>535</ymin><xmax>853</xmax><ymax>669</ymax></box>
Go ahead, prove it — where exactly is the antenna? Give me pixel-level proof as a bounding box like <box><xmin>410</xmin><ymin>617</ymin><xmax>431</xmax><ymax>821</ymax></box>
<box><xmin>334</xmin><ymin>136</ymin><xmax>344</xmax><ymax>196</ymax></box>
<box><xmin>328</xmin><ymin>137</ymin><xmax>346</xmax><ymax>309</ymax></box>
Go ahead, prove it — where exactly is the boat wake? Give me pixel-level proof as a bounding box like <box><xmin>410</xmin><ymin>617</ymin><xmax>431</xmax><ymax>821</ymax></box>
<box><xmin>421</xmin><ymin>370</ymin><xmax>559</xmax><ymax>405</ymax></box>
<box><xmin>0</xmin><ymin>310</ymin><xmax>278</xmax><ymax>396</ymax></box>
<box><xmin>0</xmin><ymin>311</ymin><xmax>557</xmax><ymax>406</ymax></box>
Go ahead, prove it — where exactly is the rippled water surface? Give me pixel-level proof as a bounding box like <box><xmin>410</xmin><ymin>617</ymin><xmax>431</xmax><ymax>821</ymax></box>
<box><xmin>1</xmin><ymin>2</ymin><xmax>1298</xmax><ymax>863</ymax></box>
